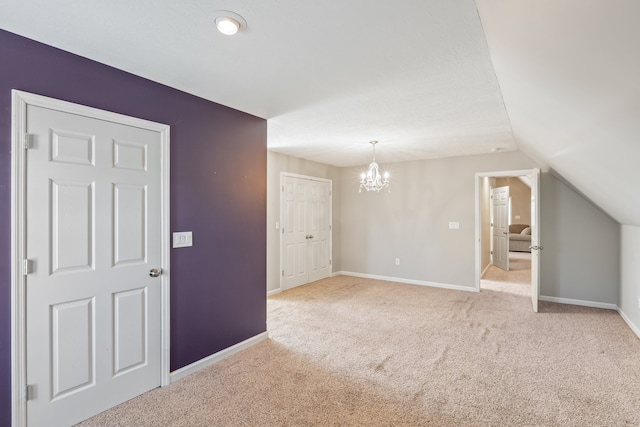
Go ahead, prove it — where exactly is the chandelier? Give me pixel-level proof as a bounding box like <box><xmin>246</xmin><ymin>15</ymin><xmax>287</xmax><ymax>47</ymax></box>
<box><xmin>359</xmin><ymin>141</ymin><xmax>390</xmax><ymax>192</ymax></box>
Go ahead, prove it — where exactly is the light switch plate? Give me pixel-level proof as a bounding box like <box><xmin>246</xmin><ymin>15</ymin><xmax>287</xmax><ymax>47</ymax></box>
<box><xmin>173</xmin><ymin>231</ymin><xmax>193</xmax><ymax>248</ymax></box>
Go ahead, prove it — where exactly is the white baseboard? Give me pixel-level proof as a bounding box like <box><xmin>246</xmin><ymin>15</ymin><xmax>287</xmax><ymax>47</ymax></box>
<box><xmin>170</xmin><ymin>331</ymin><xmax>269</xmax><ymax>383</ymax></box>
<box><xmin>333</xmin><ymin>271</ymin><xmax>477</xmax><ymax>293</ymax></box>
<box><xmin>539</xmin><ymin>295</ymin><xmax>617</xmax><ymax>310</ymax></box>
<box><xmin>267</xmin><ymin>288</ymin><xmax>281</xmax><ymax>297</ymax></box>
<box><xmin>617</xmin><ymin>307</ymin><xmax>640</xmax><ymax>340</ymax></box>
<box><xmin>480</xmin><ymin>263</ymin><xmax>491</xmax><ymax>279</ymax></box>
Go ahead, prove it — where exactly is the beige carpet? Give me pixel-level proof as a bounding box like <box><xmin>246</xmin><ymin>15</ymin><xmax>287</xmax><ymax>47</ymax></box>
<box><xmin>482</xmin><ymin>251</ymin><xmax>531</xmax><ymax>296</ymax></box>
<box><xmin>78</xmin><ymin>275</ymin><xmax>640</xmax><ymax>426</ymax></box>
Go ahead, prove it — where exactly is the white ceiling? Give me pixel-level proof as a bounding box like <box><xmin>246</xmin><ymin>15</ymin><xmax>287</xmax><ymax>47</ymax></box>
<box><xmin>1</xmin><ymin>1</ymin><xmax>638</xmax><ymax>225</ymax></box>
<box><xmin>0</xmin><ymin>0</ymin><xmax>515</xmax><ymax>167</ymax></box>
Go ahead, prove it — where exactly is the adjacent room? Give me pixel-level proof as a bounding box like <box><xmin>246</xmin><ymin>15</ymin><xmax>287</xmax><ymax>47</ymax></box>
<box><xmin>1</xmin><ymin>1</ymin><xmax>639</xmax><ymax>426</ymax></box>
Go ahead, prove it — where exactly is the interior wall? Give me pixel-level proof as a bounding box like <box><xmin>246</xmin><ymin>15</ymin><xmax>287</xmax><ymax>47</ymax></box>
<box><xmin>266</xmin><ymin>151</ymin><xmax>341</xmax><ymax>293</ymax></box>
<box><xmin>619</xmin><ymin>225</ymin><xmax>640</xmax><ymax>335</ymax></box>
<box><xmin>339</xmin><ymin>151</ymin><xmax>538</xmax><ymax>288</ymax></box>
<box><xmin>495</xmin><ymin>177</ymin><xmax>531</xmax><ymax>225</ymax></box>
<box><xmin>540</xmin><ymin>173</ymin><xmax>619</xmax><ymax>304</ymax></box>
<box><xmin>0</xmin><ymin>30</ymin><xmax>267</xmax><ymax>423</ymax></box>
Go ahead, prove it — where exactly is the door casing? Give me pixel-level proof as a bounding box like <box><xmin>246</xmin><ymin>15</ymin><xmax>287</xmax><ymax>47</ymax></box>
<box><xmin>10</xmin><ymin>90</ymin><xmax>171</xmax><ymax>426</ymax></box>
<box><xmin>475</xmin><ymin>169</ymin><xmax>541</xmax><ymax>311</ymax></box>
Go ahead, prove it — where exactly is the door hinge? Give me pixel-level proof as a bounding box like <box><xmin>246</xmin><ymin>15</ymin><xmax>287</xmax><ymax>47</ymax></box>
<box><xmin>26</xmin><ymin>384</ymin><xmax>36</xmax><ymax>401</ymax></box>
<box><xmin>329</xmin><ymin>225</ymin><xmax>332</xmax><ymax>231</ymax></box>
<box><xmin>24</xmin><ymin>259</ymin><xmax>34</xmax><ymax>275</ymax></box>
<box><xmin>329</xmin><ymin>259</ymin><xmax>332</xmax><ymax>265</ymax></box>
<box><xmin>282</xmin><ymin>270</ymin><xmax>284</xmax><ymax>277</ymax></box>
<box><xmin>490</xmin><ymin>250</ymin><xmax>493</xmax><ymax>255</ymax></box>
<box><xmin>281</xmin><ymin>185</ymin><xmax>284</xmax><ymax>192</ymax></box>
<box><xmin>24</xmin><ymin>133</ymin><xmax>34</xmax><ymax>150</ymax></box>
<box><xmin>281</xmin><ymin>228</ymin><xmax>284</xmax><ymax>234</ymax></box>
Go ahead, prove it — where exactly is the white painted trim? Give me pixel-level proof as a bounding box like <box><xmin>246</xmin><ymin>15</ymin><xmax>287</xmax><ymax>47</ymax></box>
<box><xmin>538</xmin><ymin>295</ymin><xmax>617</xmax><ymax>311</ymax></box>
<box><xmin>474</xmin><ymin>169</ymin><xmax>540</xmax><ymax>305</ymax></box>
<box><xmin>279</xmin><ymin>172</ymin><xmax>333</xmax><ymax>292</ymax></box>
<box><xmin>279</xmin><ymin>171</ymin><xmax>333</xmax><ymax>183</ymax></box>
<box><xmin>11</xmin><ymin>90</ymin><xmax>171</xmax><ymax>426</ymax></box>
<box><xmin>334</xmin><ymin>272</ymin><xmax>477</xmax><ymax>293</ymax></box>
<box><xmin>11</xmin><ymin>90</ymin><xmax>28</xmax><ymax>427</ymax></box>
<box><xmin>474</xmin><ymin>174</ymin><xmax>481</xmax><ymax>292</ymax></box>
<box><xmin>170</xmin><ymin>332</ymin><xmax>269</xmax><ymax>382</ymax></box>
<box><xmin>480</xmin><ymin>263</ymin><xmax>491</xmax><ymax>279</ymax></box>
<box><xmin>267</xmin><ymin>288</ymin><xmax>282</xmax><ymax>297</ymax></box>
<box><xmin>617</xmin><ymin>307</ymin><xmax>640</xmax><ymax>340</ymax></box>
<box><xmin>160</xmin><ymin>114</ymin><xmax>171</xmax><ymax>387</ymax></box>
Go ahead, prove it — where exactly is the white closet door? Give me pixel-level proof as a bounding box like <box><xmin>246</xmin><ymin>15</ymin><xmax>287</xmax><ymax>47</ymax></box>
<box><xmin>282</xmin><ymin>176</ymin><xmax>309</xmax><ymax>289</ymax></box>
<box><xmin>308</xmin><ymin>180</ymin><xmax>331</xmax><ymax>283</ymax></box>
<box><xmin>281</xmin><ymin>176</ymin><xmax>331</xmax><ymax>290</ymax></box>
<box><xmin>25</xmin><ymin>103</ymin><xmax>163</xmax><ymax>426</ymax></box>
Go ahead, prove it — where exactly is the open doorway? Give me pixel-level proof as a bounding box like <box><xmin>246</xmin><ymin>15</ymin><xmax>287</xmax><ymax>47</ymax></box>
<box><xmin>475</xmin><ymin>169</ymin><xmax>541</xmax><ymax>312</ymax></box>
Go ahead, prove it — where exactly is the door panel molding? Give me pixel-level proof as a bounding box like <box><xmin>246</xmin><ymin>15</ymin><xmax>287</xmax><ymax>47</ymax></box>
<box><xmin>11</xmin><ymin>90</ymin><xmax>171</xmax><ymax>426</ymax></box>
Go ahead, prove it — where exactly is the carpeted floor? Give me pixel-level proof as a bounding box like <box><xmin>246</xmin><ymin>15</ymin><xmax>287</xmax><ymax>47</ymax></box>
<box><xmin>78</xmin><ymin>275</ymin><xmax>640</xmax><ymax>426</ymax></box>
<box><xmin>481</xmin><ymin>251</ymin><xmax>531</xmax><ymax>296</ymax></box>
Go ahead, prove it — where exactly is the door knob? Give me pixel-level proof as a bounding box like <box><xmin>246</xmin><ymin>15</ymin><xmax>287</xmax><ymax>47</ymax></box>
<box><xmin>149</xmin><ymin>268</ymin><xmax>162</xmax><ymax>278</ymax></box>
<box><xmin>307</xmin><ymin>234</ymin><xmax>314</xmax><ymax>239</ymax></box>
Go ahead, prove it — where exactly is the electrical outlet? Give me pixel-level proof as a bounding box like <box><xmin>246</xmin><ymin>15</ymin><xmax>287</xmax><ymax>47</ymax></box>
<box><xmin>395</xmin><ymin>258</ymin><xmax>400</xmax><ymax>266</ymax></box>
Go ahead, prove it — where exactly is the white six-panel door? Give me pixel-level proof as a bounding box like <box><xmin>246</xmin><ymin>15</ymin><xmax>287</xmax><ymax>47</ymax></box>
<box><xmin>491</xmin><ymin>186</ymin><xmax>510</xmax><ymax>271</ymax></box>
<box><xmin>282</xmin><ymin>177</ymin><xmax>309</xmax><ymax>289</ymax></box>
<box><xmin>307</xmin><ymin>180</ymin><xmax>331</xmax><ymax>283</ymax></box>
<box><xmin>22</xmin><ymin>100</ymin><xmax>166</xmax><ymax>426</ymax></box>
<box><xmin>281</xmin><ymin>175</ymin><xmax>331</xmax><ymax>290</ymax></box>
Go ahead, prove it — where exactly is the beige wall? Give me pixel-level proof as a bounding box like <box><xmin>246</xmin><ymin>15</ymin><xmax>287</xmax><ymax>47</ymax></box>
<box><xmin>266</xmin><ymin>150</ymin><xmax>622</xmax><ymax>308</ymax></box>
<box><xmin>339</xmin><ymin>151</ymin><xmax>538</xmax><ymax>288</ymax></box>
<box><xmin>495</xmin><ymin>177</ymin><xmax>531</xmax><ymax>226</ymax></box>
<box><xmin>540</xmin><ymin>173</ymin><xmax>619</xmax><ymax>304</ymax></box>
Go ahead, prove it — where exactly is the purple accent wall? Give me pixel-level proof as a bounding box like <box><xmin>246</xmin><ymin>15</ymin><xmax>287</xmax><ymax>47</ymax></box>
<box><xmin>0</xmin><ymin>29</ymin><xmax>266</xmax><ymax>425</ymax></box>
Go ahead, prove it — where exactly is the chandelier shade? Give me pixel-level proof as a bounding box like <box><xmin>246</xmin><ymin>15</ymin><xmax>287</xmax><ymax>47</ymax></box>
<box><xmin>359</xmin><ymin>141</ymin><xmax>390</xmax><ymax>192</ymax></box>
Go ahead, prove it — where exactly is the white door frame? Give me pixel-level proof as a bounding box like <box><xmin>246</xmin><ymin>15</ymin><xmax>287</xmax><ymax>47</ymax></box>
<box><xmin>10</xmin><ymin>90</ymin><xmax>171</xmax><ymax>426</ymax></box>
<box><xmin>474</xmin><ymin>169</ymin><xmax>540</xmax><ymax>295</ymax></box>
<box><xmin>279</xmin><ymin>172</ymin><xmax>332</xmax><ymax>292</ymax></box>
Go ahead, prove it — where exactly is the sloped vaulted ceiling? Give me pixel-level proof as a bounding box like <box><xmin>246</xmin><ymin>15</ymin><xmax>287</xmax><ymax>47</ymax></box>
<box><xmin>475</xmin><ymin>0</ymin><xmax>640</xmax><ymax>227</ymax></box>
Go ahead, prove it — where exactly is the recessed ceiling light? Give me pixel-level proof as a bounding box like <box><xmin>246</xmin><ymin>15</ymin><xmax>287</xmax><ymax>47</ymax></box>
<box><xmin>213</xmin><ymin>11</ymin><xmax>247</xmax><ymax>36</ymax></box>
